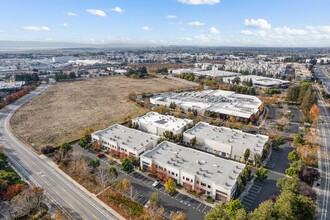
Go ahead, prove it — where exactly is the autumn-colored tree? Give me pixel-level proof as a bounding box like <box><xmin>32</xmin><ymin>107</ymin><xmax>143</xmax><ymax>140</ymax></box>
<box><xmin>91</xmin><ymin>141</ymin><xmax>101</xmax><ymax>151</ymax></box>
<box><xmin>165</xmin><ymin>178</ymin><xmax>176</xmax><ymax>194</ymax></box>
<box><xmin>121</xmin><ymin>178</ymin><xmax>131</xmax><ymax>192</ymax></box>
<box><xmin>169</xmin><ymin>211</ymin><xmax>187</xmax><ymax>220</ymax></box>
<box><xmin>215</xmin><ymin>117</ymin><xmax>221</xmax><ymax>126</ymax></box>
<box><xmin>309</xmin><ymin>104</ymin><xmax>320</xmax><ymax>121</ymax></box>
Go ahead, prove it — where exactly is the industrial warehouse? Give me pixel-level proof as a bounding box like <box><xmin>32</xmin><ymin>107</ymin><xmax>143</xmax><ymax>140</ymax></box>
<box><xmin>150</xmin><ymin>90</ymin><xmax>262</xmax><ymax>120</ymax></box>
<box><xmin>140</xmin><ymin>141</ymin><xmax>246</xmax><ymax>203</ymax></box>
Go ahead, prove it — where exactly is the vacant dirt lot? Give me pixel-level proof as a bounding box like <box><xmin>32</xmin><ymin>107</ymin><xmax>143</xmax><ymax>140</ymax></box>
<box><xmin>10</xmin><ymin>76</ymin><xmax>196</xmax><ymax>149</ymax></box>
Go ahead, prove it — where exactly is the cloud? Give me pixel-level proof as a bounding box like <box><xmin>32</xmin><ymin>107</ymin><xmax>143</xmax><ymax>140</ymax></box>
<box><xmin>210</xmin><ymin>27</ymin><xmax>220</xmax><ymax>34</ymax></box>
<box><xmin>307</xmin><ymin>25</ymin><xmax>330</xmax><ymax>34</ymax></box>
<box><xmin>274</xmin><ymin>26</ymin><xmax>307</xmax><ymax>35</ymax></box>
<box><xmin>62</xmin><ymin>23</ymin><xmax>68</xmax><ymax>27</ymax></box>
<box><xmin>244</xmin><ymin>18</ymin><xmax>271</xmax><ymax>29</ymax></box>
<box><xmin>142</xmin><ymin>26</ymin><xmax>152</xmax><ymax>31</ymax></box>
<box><xmin>111</xmin><ymin>7</ymin><xmax>124</xmax><ymax>13</ymax></box>
<box><xmin>67</xmin><ymin>12</ymin><xmax>77</xmax><ymax>16</ymax></box>
<box><xmin>178</xmin><ymin>0</ymin><xmax>220</xmax><ymax>5</ymax></box>
<box><xmin>241</xmin><ymin>30</ymin><xmax>253</xmax><ymax>35</ymax></box>
<box><xmin>86</xmin><ymin>9</ymin><xmax>106</xmax><ymax>17</ymax></box>
<box><xmin>165</xmin><ymin>15</ymin><xmax>177</xmax><ymax>19</ymax></box>
<box><xmin>23</xmin><ymin>26</ymin><xmax>50</xmax><ymax>31</ymax></box>
<box><xmin>194</xmin><ymin>34</ymin><xmax>221</xmax><ymax>43</ymax></box>
<box><xmin>188</xmin><ymin>21</ymin><xmax>205</xmax><ymax>26</ymax></box>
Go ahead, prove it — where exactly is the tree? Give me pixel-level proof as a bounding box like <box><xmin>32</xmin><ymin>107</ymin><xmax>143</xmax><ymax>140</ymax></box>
<box><xmin>150</xmin><ymin>192</ymin><xmax>160</xmax><ymax>206</ymax></box>
<box><xmin>120</xmin><ymin>178</ymin><xmax>131</xmax><ymax>192</ymax></box>
<box><xmin>256</xmin><ymin>167</ymin><xmax>268</xmax><ymax>182</ymax></box>
<box><xmin>109</xmin><ymin>166</ymin><xmax>118</xmax><ymax>178</ymax></box>
<box><xmin>121</xmin><ymin>158</ymin><xmax>134</xmax><ymax>173</ymax></box>
<box><xmin>288</xmin><ymin>150</ymin><xmax>300</xmax><ymax>163</ymax></box>
<box><xmin>41</xmin><ymin>146</ymin><xmax>55</xmax><ymax>155</ymax></box>
<box><xmin>243</xmin><ymin>148</ymin><xmax>250</xmax><ymax>163</ymax></box>
<box><xmin>88</xmin><ymin>159</ymin><xmax>100</xmax><ymax>171</ymax></box>
<box><xmin>59</xmin><ymin>142</ymin><xmax>72</xmax><ymax>154</ymax></box>
<box><xmin>249</xmin><ymin>200</ymin><xmax>276</xmax><ymax>220</ymax></box>
<box><xmin>205</xmin><ymin>200</ymin><xmax>247</xmax><ymax>220</ymax></box>
<box><xmin>299</xmin><ymin>167</ymin><xmax>320</xmax><ymax>184</ymax></box>
<box><xmin>165</xmin><ymin>178</ymin><xmax>176</xmax><ymax>194</ymax></box>
<box><xmin>309</xmin><ymin>104</ymin><xmax>320</xmax><ymax>121</ymax></box>
<box><xmin>169</xmin><ymin>211</ymin><xmax>187</xmax><ymax>220</ymax></box>
<box><xmin>285</xmin><ymin>160</ymin><xmax>305</xmax><ymax>177</ymax></box>
<box><xmin>254</xmin><ymin>153</ymin><xmax>261</xmax><ymax>167</ymax></box>
<box><xmin>294</xmin><ymin>134</ymin><xmax>304</xmax><ymax>145</ymax></box>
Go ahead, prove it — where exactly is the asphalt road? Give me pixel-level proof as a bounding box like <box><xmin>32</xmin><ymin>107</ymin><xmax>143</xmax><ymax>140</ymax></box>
<box><xmin>314</xmin><ymin>84</ymin><xmax>330</xmax><ymax>220</ymax></box>
<box><xmin>0</xmin><ymin>85</ymin><xmax>120</xmax><ymax>220</ymax></box>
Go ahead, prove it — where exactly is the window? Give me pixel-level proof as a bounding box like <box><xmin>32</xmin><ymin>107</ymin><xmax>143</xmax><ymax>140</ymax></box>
<box><xmin>176</xmin><ymin>173</ymin><xmax>178</xmax><ymax>176</ymax></box>
<box><xmin>191</xmin><ymin>179</ymin><xmax>193</xmax><ymax>183</ymax></box>
<box><xmin>201</xmin><ymin>182</ymin><xmax>206</xmax><ymax>187</ymax></box>
<box><xmin>171</xmin><ymin>172</ymin><xmax>174</xmax><ymax>175</ymax></box>
<box><xmin>186</xmin><ymin>177</ymin><xmax>190</xmax><ymax>181</ymax></box>
<box><xmin>183</xmin><ymin>176</ymin><xmax>185</xmax><ymax>180</ymax></box>
<box><xmin>196</xmin><ymin>181</ymin><xmax>199</xmax><ymax>184</ymax></box>
<box><xmin>208</xmin><ymin>185</ymin><xmax>211</xmax><ymax>189</ymax></box>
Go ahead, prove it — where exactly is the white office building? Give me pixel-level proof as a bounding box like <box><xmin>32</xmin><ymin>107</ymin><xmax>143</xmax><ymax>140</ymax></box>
<box><xmin>132</xmin><ymin>112</ymin><xmax>193</xmax><ymax>136</ymax></box>
<box><xmin>223</xmin><ymin>75</ymin><xmax>290</xmax><ymax>88</ymax></box>
<box><xmin>91</xmin><ymin>124</ymin><xmax>160</xmax><ymax>158</ymax></box>
<box><xmin>183</xmin><ymin>122</ymin><xmax>269</xmax><ymax>162</ymax></box>
<box><xmin>140</xmin><ymin>141</ymin><xmax>246</xmax><ymax>202</ymax></box>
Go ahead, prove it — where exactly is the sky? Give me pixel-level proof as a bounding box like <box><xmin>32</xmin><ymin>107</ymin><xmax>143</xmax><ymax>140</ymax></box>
<box><xmin>0</xmin><ymin>0</ymin><xmax>330</xmax><ymax>47</ymax></box>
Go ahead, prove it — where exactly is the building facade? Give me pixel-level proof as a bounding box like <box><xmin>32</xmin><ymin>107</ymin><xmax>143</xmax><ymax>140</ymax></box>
<box><xmin>91</xmin><ymin>124</ymin><xmax>160</xmax><ymax>158</ymax></box>
<box><xmin>140</xmin><ymin>141</ymin><xmax>246</xmax><ymax>203</ymax></box>
<box><xmin>183</xmin><ymin>122</ymin><xmax>269</xmax><ymax>163</ymax></box>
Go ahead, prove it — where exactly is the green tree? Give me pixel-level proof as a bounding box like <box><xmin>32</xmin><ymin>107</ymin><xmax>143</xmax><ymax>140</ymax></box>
<box><xmin>288</xmin><ymin>150</ymin><xmax>300</xmax><ymax>163</ymax></box>
<box><xmin>285</xmin><ymin>159</ymin><xmax>305</xmax><ymax>177</ymax></box>
<box><xmin>59</xmin><ymin>142</ymin><xmax>72</xmax><ymax>154</ymax></box>
<box><xmin>244</xmin><ymin>148</ymin><xmax>250</xmax><ymax>163</ymax></box>
<box><xmin>150</xmin><ymin>192</ymin><xmax>160</xmax><ymax>206</ymax></box>
<box><xmin>256</xmin><ymin>167</ymin><xmax>268</xmax><ymax>182</ymax></box>
<box><xmin>121</xmin><ymin>158</ymin><xmax>134</xmax><ymax>173</ymax></box>
<box><xmin>88</xmin><ymin>159</ymin><xmax>100</xmax><ymax>169</ymax></box>
<box><xmin>205</xmin><ymin>200</ymin><xmax>247</xmax><ymax>220</ymax></box>
<box><xmin>254</xmin><ymin>153</ymin><xmax>261</xmax><ymax>167</ymax></box>
<box><xmin>294</xmin><ymin>134</ymin><xmax>304</xmax><ymax>144</ymax></box>
<box><xmin>165</xmin><ymin>178</ymin><xmax>176</xmax><ymax>194</ymax></box>
<box><xmin>108</xmin><ymin>166</ymin><xmax>118</xmax><ymax>178</ymax></box>
<box><xmin>249</xmin><ymin>200</ymin><xmax>276</xmax><ymax>220</ymax></box>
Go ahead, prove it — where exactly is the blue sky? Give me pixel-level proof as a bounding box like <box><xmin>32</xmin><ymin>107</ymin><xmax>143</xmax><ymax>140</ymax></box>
<box><xmin>0</xmin><ymin>0</ymin><xmax>329</xmax><ymax>47</ymax></box>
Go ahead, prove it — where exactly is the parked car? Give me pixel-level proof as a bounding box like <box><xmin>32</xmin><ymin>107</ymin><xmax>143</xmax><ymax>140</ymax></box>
<box><xmin>152</xmin><ymin>180</ymin><xmax>160</xmax><ymax>187</ymax></box>
<box><xmin>144</xmin><ymin>200</ymin><xmax>151</xmax><ymax>208</ymax></box>
<box><xmin>97</xmin><ymin>152</ymin><xmax>105</xmax><ymax>158</ymax></box>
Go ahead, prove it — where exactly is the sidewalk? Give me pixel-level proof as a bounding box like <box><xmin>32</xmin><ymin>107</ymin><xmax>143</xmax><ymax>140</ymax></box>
<box><xmin>40</xmin><ymin>154</ymin><xmax>125</xmax><ymax>220</ymax></box>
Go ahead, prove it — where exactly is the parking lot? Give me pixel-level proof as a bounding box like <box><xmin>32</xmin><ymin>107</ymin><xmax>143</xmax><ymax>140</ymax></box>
<box><xmin>241</xmin><ymin>182</ymin><xmax>263</xmax><ymax>212</ymax></box>
<box><xmin>240</xmin><ymin>144</ymin><xmax>292</xmax><ymax>212</ymax></box>
<box><xmin>130</xmin><ymin>172</ymin><xmax>213</xmax><ymax>215</ymax></box>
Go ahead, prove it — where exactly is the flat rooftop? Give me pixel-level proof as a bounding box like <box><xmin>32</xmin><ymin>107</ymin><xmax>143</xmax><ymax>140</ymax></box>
<box><xmin>193</xmin><ymin>70</ymin><xmax>241</xmax><ymax>77</ymax></box>
<box><xmin>151</xmin><ymin>90</ymin><xmax>262</xmax><ymax>119</ymax></box>
<box><xmin>223</xmin><ymin>75</ymin><xmax>290</xmax><ymax>87</ymax></box>
<box><xmin>92</xmin><ymin>124</ymin><xmax>159</xmax><ymax>152</ymax></box>
<box><xmin>142</xmin><ymin>141</ymin><xmax>246</xmax><ymax>192</ymax></box>
<box><xmin>133</xmin><ymin>112</ymin><xmax>193</xmax><ymax>132</ymax></box>
<box><xmin>0</xmin><ymin>81</ymin><xmax>25</xmax><ymax>89</ymax></box>
<box><xmin>184</xmin><ymin>122</ymin><xmax>269</xmax><ymax>158</ymax></box>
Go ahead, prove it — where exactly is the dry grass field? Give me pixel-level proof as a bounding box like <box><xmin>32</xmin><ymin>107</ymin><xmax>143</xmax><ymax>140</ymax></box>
<box><xmin>10</xmin><ymin>76</ymin><xmax>196</xmax><ymax>149</ymax></box>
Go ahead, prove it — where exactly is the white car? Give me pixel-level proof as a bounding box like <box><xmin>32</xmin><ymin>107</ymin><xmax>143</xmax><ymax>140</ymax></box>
<box><xmin>144</xmin><ymin>200</ymin><xmax>151</xmax><ymax>208</ymax></box>
<box><xmin>152</xmin><ymin>180</ymin><xmax>160</xmax><ymax>187</ymax></box>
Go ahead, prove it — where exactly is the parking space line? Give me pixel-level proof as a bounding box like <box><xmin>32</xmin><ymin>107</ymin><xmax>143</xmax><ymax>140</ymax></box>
<box><xmin>243</xmin><ymin>197</ymin><xmax>255</xmax><ymax>203</ymax></box>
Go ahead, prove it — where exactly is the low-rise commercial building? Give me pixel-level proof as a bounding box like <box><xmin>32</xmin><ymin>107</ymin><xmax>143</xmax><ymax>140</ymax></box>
<box><xmin>140</xmin><ymin>141</ymin><xmax>246</xmax><ymax>203</ymax></box>
<box><xmin>183</xmin><ymin>122</ymin><xmax>269</xmax><ymax>162</ymax></box>
<box><xmin>91</xmin><ymin>124</ymin><xmax>160</xmax><ymax>158</ymax></box>
<box><xmin>132</xmin><ymin>112</ymin><xmax>193</xmax><ymax>136</ymax></box>
<box><xmin>150</xmin><ymin>90</ymin><xmax>262</xmax><ymax>120</ymax></box>
<box><xmin>223</xmin><ymin>75</ymin><xmax>290</xmax><ymax>88</ymax></box>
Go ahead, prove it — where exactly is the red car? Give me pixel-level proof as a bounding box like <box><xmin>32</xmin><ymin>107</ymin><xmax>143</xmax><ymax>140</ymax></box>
<box><xmin>97</xmin><ymin>152</ymin><xmax>105</xmax><ymax>158</ymax></box>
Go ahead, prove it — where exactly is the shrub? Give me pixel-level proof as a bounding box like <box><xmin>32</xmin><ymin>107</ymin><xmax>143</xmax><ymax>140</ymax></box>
<box><xmin>206</xmin><ymin>196</ymin><xmax>215</xmax><ymax>204</ymax></box>
<box><xmin>41</xmin><ymin>146</ymin><xmax>55</xmax><ymax>155</ymax></box>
